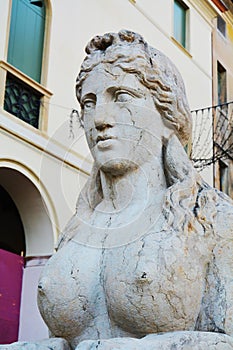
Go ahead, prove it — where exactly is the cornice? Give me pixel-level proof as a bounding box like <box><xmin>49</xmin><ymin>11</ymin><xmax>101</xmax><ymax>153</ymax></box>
<box><xmin>187</xmin><ymin>0</ymin><xmax>217</xmax><ymax>26</ymax></box>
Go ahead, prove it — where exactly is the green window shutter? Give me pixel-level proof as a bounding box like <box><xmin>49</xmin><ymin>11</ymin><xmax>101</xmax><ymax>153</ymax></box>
<box><xmin>7</xmin><ymin>0</ymin><xmax>46</xmax><ymax>83</ymax></box>
<box><xmin>174</xmin><ymin>0</ymin><xmax>186</xmax><ymax>47</ymax></box>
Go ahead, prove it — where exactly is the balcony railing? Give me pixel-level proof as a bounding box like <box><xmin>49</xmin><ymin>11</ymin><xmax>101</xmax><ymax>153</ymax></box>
<box><xmin>191</xmin><ymin>101</ymin><xmax>233</xmax><ymax>169</ymax></box>
<box><xmin>4</xmin><ymin>73</ymin><xmax>42</xmax><ymax>128</ymax></box>
<box><xmin>0</xmin><ymin>60</ymin><xmax>52</xmax><ymax>132</ymax></box>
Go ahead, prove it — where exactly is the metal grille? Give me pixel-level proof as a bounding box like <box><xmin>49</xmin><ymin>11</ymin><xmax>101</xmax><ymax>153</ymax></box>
<box><xmin>4</xmin><ymin>73</ymin><xmax>41</xmax><ymax>128</ymax></box>
<box><xmin>191</xmin><ymin>101</ymin><xmax>233</xmax><ymax>170</ymax></box>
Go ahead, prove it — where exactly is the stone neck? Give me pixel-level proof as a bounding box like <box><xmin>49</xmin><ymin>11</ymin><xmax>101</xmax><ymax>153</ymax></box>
<box><xmin>97</xmin><ymin>156</ymin><xmax>167</xmax><ymax>212</ymax></box>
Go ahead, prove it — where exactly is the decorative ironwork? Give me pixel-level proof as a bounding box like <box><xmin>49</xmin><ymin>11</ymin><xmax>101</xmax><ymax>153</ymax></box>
<box><xmin>191</xmin><ymin>101</ymin><xmax>233</xmax><ymax>170</ymax></box>
<box><xmin>4</xmin><ymin>73</ymin><xmax>42</xmax><ymax>128</ymax></box>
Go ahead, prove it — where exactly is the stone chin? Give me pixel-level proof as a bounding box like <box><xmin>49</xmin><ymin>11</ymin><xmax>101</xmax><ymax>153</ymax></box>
<box><xmin>99</xmin><ymin>158</ymin><xmax>139</xmax><ymax>176</ymax></box>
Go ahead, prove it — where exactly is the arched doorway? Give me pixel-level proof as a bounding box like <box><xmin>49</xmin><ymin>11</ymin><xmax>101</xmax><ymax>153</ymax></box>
<box><xmin>0</xmin><ymin>166</ymin><xmax>55</xmax><ymax>343</ymax></box>
<box><xmin>0</xmin><ymin>185</ymin><xmax>25</xmax><ymax>256</ymax></box>
<box><xmin>0</xmin><ymin>167</ymin><xmax>55</xmax><ymax>256</ymax></box>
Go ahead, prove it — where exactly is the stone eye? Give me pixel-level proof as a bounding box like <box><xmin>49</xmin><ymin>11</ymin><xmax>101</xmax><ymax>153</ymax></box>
<box><xmin>83</xmin><ymin>99</ymin><xmax>95</xmax><ymax>110</ymax></box>
<box><xmin>115</xmin><ymin>90</ymin><xmax>134</xmax><ymax>103</ymax></box>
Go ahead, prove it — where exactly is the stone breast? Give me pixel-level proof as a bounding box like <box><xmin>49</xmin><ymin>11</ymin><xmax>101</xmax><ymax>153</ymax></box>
<box><xmin>103</xmin><ymin>228</ymin><xmax>211</xmax><ymax>336</ymax></box>
<box><xmin>37</xmin><ymin>241</ymin><xmax>104</xmax><ymax>341</ymax></box>
<box><xmin>37</xmin><ymin>226</ymin><xmax>212</xmax><ymax>343</ymax></box>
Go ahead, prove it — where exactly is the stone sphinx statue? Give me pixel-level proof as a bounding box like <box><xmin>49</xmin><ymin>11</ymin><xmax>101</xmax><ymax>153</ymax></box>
<box><xmin>3</xmin><ymin>30</ymin><xmax>233</xmax><ymax>349</ymax></box>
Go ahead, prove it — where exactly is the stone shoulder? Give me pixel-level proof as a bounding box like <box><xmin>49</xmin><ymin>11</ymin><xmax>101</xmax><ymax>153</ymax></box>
<box><xmin>214</xmin><ymin>189</ymin><xmax>233</xmax><ymax>240</ymax></box>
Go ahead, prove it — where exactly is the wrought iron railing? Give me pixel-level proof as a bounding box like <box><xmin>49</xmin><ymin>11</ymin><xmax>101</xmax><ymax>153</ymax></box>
<box><xmin>4</xmin><ymin>73</ymin><xmax>42</xmax><ymax>128</ymax></box>
<box><xmin>191</xmin><ymin>101</ymin><xmax>233</xmax><ymax>170</ymax></box>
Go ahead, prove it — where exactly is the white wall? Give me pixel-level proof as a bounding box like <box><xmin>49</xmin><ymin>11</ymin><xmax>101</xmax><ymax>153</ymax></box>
<box><xmin>19</xmin><ymin>262</ymin><xmax>49</xmax><ymax>341</ymax></box>
<box><xmin>0</xmin><ymin>0</ymin><xmax>10</xmax><ymax>60</ymax></box>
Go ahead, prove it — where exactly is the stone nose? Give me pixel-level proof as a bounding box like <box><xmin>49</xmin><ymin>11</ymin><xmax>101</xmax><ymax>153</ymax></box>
<box><xmin>94</xmin><ymin>103</ymin><xmax>115</xmax><ymax>131</ymax></box>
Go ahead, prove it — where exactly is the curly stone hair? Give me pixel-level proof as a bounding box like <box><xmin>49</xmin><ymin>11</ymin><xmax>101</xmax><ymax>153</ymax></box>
<box><xmin>76</xmin><ymin>29</ymin><xmax>192</xmax><ymax>146</ymax></box>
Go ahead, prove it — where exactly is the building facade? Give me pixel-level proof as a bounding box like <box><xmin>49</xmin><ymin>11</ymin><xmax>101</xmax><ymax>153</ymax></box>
<box><xmin>0</xmin><ymin>0</ymin><xmax>232</xmax><ymax>343</ymax></box>
<box><xmin>212</xmin><ymin>0</ymin><xmax>233</xmax><ymax>197</ymax></box>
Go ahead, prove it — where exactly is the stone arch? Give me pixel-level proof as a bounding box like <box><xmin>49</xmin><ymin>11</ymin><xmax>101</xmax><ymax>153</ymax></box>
<box><xmin>0</xmin><ymin>162</ymin><xmax>57</xmax><ymax>256</ymax></box>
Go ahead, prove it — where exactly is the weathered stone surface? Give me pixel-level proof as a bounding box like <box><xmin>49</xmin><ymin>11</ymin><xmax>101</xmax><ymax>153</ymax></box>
<box><xmin>76</xmin><ymin>332</ymin><xmax>233</xmax><ymax>349</ymax></box>
<box><xmin>4</xmin><ymin>30</ymin><xmax>233</xmax><ymax>350</ymax></box>
<box><xmin>0</xmin><ymin>338</ymin><xmax>70</xmax><ymax>350</ymax></box>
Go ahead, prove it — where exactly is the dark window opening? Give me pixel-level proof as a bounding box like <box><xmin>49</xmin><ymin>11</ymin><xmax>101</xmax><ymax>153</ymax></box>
<box><xmin>219</xmin><ymin>160</ymin><xmax>229</xmax><ymax>195</ymax></box>
<box><xmin>217</xmin><ymin>61</ymin><xmax>227</xmax><ymax>105</ymax></box>
<box><xmin>217</xmin><ymin>15</ymin><xmax>226</xmax><ymax>37</ymax></box>
<box><xmin>0</xmin><ymin>185</ymin><xmax>25</xmax><ymax>256</ymax></box>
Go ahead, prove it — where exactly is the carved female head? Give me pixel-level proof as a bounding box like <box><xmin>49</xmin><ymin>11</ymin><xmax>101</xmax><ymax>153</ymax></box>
<box><xmin>76</xmin><ymin>30</ymin><xmax>192</xmax><ymax>146</ymax></box>
<box><xmin>74</xmin><ymin>31</ymin><xmax>205</xmax><ymax>235</ymax></box>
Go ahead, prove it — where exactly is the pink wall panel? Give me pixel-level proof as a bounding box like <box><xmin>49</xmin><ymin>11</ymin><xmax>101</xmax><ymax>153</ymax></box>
<box><xmin>0</xmin><ymin>249</ymin><xmax>24</xmax><ymax>344</ymax></box>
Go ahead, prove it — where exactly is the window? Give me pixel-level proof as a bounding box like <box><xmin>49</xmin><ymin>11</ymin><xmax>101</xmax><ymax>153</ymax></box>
<box><xmin>2</xmin><ymin>0</ymin><xmax>50</xmax><ymax>129</ymax></box>
<box><xmin>7</xmin><ymin>0</ymin><xmax>46</xmax><ymax>83</ymax></box>
<box><xmin>217</xmin><ymin>15</ymin><xmax>226</xmax><ymax>37</ymax></box>
<box><xmin>217</xmin><ymin>62</ymin><xmax>227</xmax><ymax>105</ymax></box>
<box><xmin>219</xmin><ymin>160</ymin><xmax>229</xmax><ymax>195</ymax></box>
<box><xmin>174</xmin><ymin>0</ymin><xmax>188</xmax><ymax>48</ymax></box>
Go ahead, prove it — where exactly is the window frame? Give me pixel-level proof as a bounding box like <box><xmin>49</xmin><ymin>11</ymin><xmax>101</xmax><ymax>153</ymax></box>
<box><xmin>173</xmin><ymin>0</ymin><xmax>189</xmax><ymax>49</ymax></box>
<box><xmin>0</xmin><ymin>0</ymin><xmax>52</xmax><ymax>131</ymax></box>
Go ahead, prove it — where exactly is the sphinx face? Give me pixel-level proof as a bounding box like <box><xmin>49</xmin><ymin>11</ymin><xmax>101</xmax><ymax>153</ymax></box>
<box><xmin>80</xmin><ymin>65</ymin><xmax>170</xmax><ymax>176</ymax></box>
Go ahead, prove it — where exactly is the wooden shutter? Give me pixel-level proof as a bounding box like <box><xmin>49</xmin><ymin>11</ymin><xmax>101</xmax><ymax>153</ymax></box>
<box><xmin>7</xmin><ymin>0</ymin><xmax>46</xmax><ymax>83</ymax></box>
